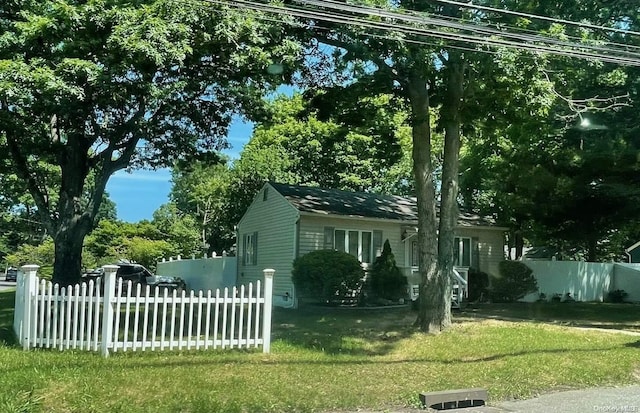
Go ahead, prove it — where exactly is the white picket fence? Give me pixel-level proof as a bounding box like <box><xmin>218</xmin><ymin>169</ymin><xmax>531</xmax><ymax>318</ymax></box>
<box><xmin>13</xmin><ymin>265</ymin><xmax>274</xmax><ymax>357</ymax></box>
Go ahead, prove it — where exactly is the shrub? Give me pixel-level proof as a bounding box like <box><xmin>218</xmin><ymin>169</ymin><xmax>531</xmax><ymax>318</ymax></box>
<box><xmin>467</xmin><ymin>268</ymin><xmax>489</xmax><ymax>302</ymax></box>
<box><xmin>489</xmin><ymin>261</ymin><xmax>538</xmax><ymax>303</ymax></box>
<box><xmin>606</xmin><ymin>289</ymin><xmax>628</xmax><ymax>303</ymax></box>
<box><xmin>5</xmin><ymin>238</ymin><xmax>55</xmax><ymax>280</ymax></box>
<box><xmin>292</xmin><ymin>249</ymin><xmax>365</xmax><ymax>304</ymax></box>
<box><xmin>369</xmin><ymin>240</ymin><xmax>408</xmax><ymax>301</ymax></box>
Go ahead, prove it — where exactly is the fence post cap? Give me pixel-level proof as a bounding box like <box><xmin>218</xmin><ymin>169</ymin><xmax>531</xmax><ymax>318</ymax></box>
<box><xmin>102</xmin><ymin>264</ymin><xmax>120</xmax><ymax>271</ymax></box>
<box><xmin>263</xmin><ymin>268</ymin><xmax>275</xmax><ymax>277</ymax></box>
<box><xmin>21</xmin><ymin>264</ymin><xmax>40</xmax><ymax>271</ymax></box>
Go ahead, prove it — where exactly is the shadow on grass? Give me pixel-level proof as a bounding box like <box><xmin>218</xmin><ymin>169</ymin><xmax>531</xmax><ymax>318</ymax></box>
<box><xmin>625</xmin><ymin>340</ymin><xmax>640</xmax><ymax>348</ymax></box>
<box><xmin>271</xmin><ymin>305</ymin><xmax>418</xmax><ymax>356</ymax></box>
<box><xmin>57</xmin><ymin>343</ymin><xmax>626</xmax><ymax>372</ymax></box>
<box><xmin>0</xmin><ymin>341</ymin><xmax>625</xmax><ymax>375</ymax></box>
<box><xmin>462</xmin><ymin>302</ymin><xmax>640</xmax><ymax>333</ymax></box>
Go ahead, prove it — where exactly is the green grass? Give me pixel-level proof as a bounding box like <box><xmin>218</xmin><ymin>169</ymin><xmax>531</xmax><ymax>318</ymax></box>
<box><xmin>1</xmin><ymin>290</ymin><xmax>639</xmax><ymax>413</ymax></box>
<box><xmin>462</xmin><ymin>302</ymin><xmax>640</xmax><ymax>331</ymax></box>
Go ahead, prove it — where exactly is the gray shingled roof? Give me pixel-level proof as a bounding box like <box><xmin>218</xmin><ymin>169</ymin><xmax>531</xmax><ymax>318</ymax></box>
<box><xmin>269</xmin><ymin>182</ymin><xmax>498</xmax><ymax>227</ymax></box>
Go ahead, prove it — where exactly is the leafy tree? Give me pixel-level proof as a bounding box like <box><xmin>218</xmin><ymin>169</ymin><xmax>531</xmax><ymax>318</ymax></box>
<box><xmin>179</xmin><ymin>93</ymin><xmax>411</xmax><ymax>253</ymax></box>
<box><xmin>0</xmin><ymin>0</ymin><xmax>302</xmax><ymax>286</ymax></box>
<box><xmin>287</xmin><ymin>1</ymin><xmax>483</xmax><ymax>331</ymax></box>
<box><xmin>124</xmin><ymin>236</ymin><xmax>175</xmax><ymax>271</ymax></box>
<box><xmin>170</xmin><ymin>156</ymin><xmax>234</xmax><ymax>254</ymax></box>
<box><xmin>5</xmin><ymin>238</ymin><xmax>55</xmax><ymax>279</ymax></box>
<box><xmin>460</xmin><ymin>3</ymin><xmax>640</xmax><ymax>262</ymax></box>
<box><xmin>282</xmin><ymin>0</ymin><xmax>640</xmax><ymax>331</ymax></box>
<box><xmin>152</xmin><ymin>203</ymin><xmax>201</xmax><ymax>258</ymax></box>
<box><xmin>239</xmin><ymin>93</ymin><xmax>405</xmax><ymax>191</ymax></box>
<box><xmin>83</xmin><ymin>215</ymin><xmax>198</xmax><ymax>271</ymax></box>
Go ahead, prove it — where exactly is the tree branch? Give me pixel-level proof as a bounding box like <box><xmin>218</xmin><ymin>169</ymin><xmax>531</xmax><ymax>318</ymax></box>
<box><xmin>4</xmin><ymin>128</ymin><xmax>55</xmax><ymax>234</ymax></box>
<box><xmin>542</xmin><ymin>71</ymin><xmax>631</xmax><ymax>123</ymax></box>
<box><xmin>315</xmin><ymin>32</ymin><xmax>399</xmax><ymax>81</ymax></box>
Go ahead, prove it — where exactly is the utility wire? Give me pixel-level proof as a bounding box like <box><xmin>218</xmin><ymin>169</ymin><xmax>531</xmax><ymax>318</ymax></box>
<box><xmin>219</xmin><ymin>0</ymin><xmax>640</xmax><ymax>64</ymax></box>
<box><xmin>431</xmin><ymin>0</ymin><xmax>640</xmax><ymax>37</ymax></box>
<box><xmin>421</xmin><ymin>9</ymin><xmax>640</xmax><ymax>54</ymax></box>
<box><xmin>210</xmin><ymin>0</ymin><xmax>640</xmax><ymax>66</ymax></box>
<box><xmin>186</xmin><ymin>0</ymin><xmax>497</xmax><ymax>56</ymax></box>
<box><xmin>295</xmin><ymin>0</ymin><xmax>640</xmax><ymax>61</ymax></box>
<box><xmin>301</xmin><ymin>0</ymin><xmax>640</xmax><ymax>55</ymax></box>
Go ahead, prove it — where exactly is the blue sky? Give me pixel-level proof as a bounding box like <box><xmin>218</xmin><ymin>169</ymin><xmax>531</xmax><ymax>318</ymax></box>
<box><xmin>106</xmin><ymin>117</ymin><xmax>254</xmax><ymax>222</ymax></box>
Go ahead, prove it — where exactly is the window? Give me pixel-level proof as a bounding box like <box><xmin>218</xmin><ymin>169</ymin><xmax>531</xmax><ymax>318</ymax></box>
<box><xmin>332</xmin><ymin>229</ymin><xmax>375</xmax><ymax>263</ymax></box>
<box><xmin>454</xmin><ymin>237</ymin><xmax>471</xmax><ymax>267</ymax></box>
<box><xmin>323</xmin><ymin>227</ymin><xmax>382</xmax><ymax>264</ymax></box>
<box><xmin>411</xmin><ymin>241</ymin><xmax>419</xmax><ymax>267</ymax></box>
<box><xmin>243</xmin><ymin>232</ymin><xmax>258</xmax><ymax>265</ymax></box>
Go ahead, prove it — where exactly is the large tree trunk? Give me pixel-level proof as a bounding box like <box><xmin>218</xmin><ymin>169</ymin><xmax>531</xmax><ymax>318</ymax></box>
<box><xmin>53</xmin><ymin>219</ymin><xmax>90</xmax><ymax>287</ymax></box>
<box><xmin>408</xmin><ymin>73</ymin><xmax>441</xmax><ymax>333</ymax></box>
<box><xmin>50</xmin><ymin>137</ymin><xmax>99</xmax><ymax>287</ymax></box>
<box><xmin>436</xmin><ymin>52</ymin><xmax>465</xmax><ymax>330</ymax></box>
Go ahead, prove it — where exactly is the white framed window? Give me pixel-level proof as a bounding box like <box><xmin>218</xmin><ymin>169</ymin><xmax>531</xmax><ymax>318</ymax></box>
<box><xmin>333</xmin><ymin>229</ymin><xmax>374</xmax><ymax>263</ymax></box>
<box><xmin>454</xmin><ymin>237</ymin><xmax>471</xmax><ymax>267</ymax></box>
<box><xmin>411</xmin><ymin>240</ymin><xmax>419</xmax><ymax>267</ymax></box>
<box><xmin>243</xmin><ymin>232</ymin><xmax>258</xmax><ymax>266</ymax></box>
<box><xmin>323</xmin><ymin>227</ymin><xmax>382</xmax><ymax>264</ymax></box>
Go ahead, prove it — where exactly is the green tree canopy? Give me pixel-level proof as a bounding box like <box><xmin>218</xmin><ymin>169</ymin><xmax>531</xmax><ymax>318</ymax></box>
<box><xmin>0</xmin><ymin>0</ymin><xmax>302</xmax><ymax>285</ymax></box>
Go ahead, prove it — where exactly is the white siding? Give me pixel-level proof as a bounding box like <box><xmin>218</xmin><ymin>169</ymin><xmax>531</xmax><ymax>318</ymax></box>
<box><xmin>298</xmin><ymin>215</ymin><xmax>404</xmax><ymax>270</ymax></box>
<box><xmin>237</xmin><ymin>185</ymin><xmax>299</xmax><ymax>302</ymax></box>
<box><xmin>298</xmin><ymin>216</ymin><xmax>505</xmax><ymax>275</ymax></box>
<box><xmin>455</xmin><ymin>227</ymin><xmax>505</xmax><ymax>276</ymax></box>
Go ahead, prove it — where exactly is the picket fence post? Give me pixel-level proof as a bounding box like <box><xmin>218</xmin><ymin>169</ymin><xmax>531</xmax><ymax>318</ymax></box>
<box><xmin>100</xmin><ymin>265</ymin><xmax>119</xmax><ymax>357</ymax></box>
<box><xmin>20</xmin><ymin>265</ymin><xmax>40</xmax><ymax>350</ymax></box>
<box><xmin>262</xmin><ymin>269</ymin><xmax>274</xmax><ymax>353</ymax></box>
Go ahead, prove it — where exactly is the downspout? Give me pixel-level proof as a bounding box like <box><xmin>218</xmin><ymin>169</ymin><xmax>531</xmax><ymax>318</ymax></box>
<box><xmin>286</xmin><ymin>215</ymin><xmax>300</xmax><ymax>309</ymax></box>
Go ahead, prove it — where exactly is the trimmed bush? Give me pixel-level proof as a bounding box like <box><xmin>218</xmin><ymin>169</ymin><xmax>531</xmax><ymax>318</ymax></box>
<box><xmin>370</xmin><ymin>240</ymin><xmax>408</xmax><ymax>301</ymax></box>
<box><xmin>292</xmin><ymin>249</ymin><xmax>364</xmax><ymax>304</ymax></box>
<box><xmin>489</xmin><ymin>261</ymin><xmax>538</xmax><ymax>303</ymax></box>
<box><xmin>467</xmin><ymin>268</ymin><xmax>489</xmax><ymax>302</ymax></box>
<box><xmin>606</xmin><ymin>289</ymin><xmax>628</xmax><ymax>303</ymax></box>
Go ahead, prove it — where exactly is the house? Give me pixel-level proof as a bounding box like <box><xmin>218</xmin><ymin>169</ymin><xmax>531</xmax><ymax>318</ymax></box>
<box><xmin>236</xmin><ymin>182</ymin><xmax>507</xmax><ymax>307</ymax></box>
<box><xmin>625</xmin><ymin>241</ymin><xmax>640</xmax><ymax>263</ymax></box>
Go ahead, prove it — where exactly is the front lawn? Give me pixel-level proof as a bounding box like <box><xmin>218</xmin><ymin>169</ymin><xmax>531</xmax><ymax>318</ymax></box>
<box><xmin>1</xmin><ymin>291</ymin><xmax>639</xmax><ymax>412</ymax></box>
<box><xmin>462</xmin><ymin>302</ymin><xmax>640</xmax><ymax>332</ymax></box>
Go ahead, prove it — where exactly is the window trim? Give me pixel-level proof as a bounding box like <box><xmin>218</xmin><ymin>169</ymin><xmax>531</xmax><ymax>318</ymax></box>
<box><xmin>333</xmin><ymin>228</ymin><xmax>374</xmax><ymax>264</ymax></box>
<box><xmin>454</xmin><ymin>236</ymin><xmax>472</xmax><ymax>267</ymax></box>
<box><xmin>243</xmin><ymin>232</ymin><xmax>258</xmax><ymax>266</ymax></box>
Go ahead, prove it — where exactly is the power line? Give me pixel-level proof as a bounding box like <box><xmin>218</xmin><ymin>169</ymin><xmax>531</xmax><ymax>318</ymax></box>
<box><xmin>186</xmin><ymin>0</ymin><xmax>497</xmax><ymax>57</ymax></box>
<box><xmin>431</xmin><ymin>0</ymin><xmax>640</xmax><ymax>37</ymax></box>
<box><xmin>210</xmin><ymin>0</ymin><xmax>640</xmax><ymax>66</ymax></box>
<box><xmin>428</xmin><ymin>9</ymin><xmax>640</xmax><ymax>54</ymax></box>
<box><xmin>302</xmin><ymin>0</ymin><xmax>640</xmax><ymax>55</ymax></box>
<box><xmin>294</xmin><ymin>0</ymin><xmax>640</xmax><ymax>63</ymax></box>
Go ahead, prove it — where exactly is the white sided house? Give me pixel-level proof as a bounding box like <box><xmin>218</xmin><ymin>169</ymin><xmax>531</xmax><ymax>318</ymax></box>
<box><xmin>236</xmin><ymin>182</ymin><xmax>506</xmax><ymax>307</ymax></box>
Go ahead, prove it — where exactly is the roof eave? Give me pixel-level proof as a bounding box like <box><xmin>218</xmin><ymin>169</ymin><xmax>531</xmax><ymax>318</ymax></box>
<box><xmin>297</xmin><ymin>210</ymin><xmax>418</xmax><ymax>224</ymax></box>
<box><xmin>297</xmin><ymin>211</ymin><xmax>507</xmax><ymax>230</ymax></box>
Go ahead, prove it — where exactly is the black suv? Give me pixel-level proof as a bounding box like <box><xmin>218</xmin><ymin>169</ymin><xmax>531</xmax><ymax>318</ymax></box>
<box><xmin>5</xmin><ymin>267</ymin><xmax>18</xmax><ymax>282</ymax></box>
<box><xmin>83</xmin><ymin>263</ymin><xmax>186</xmax><ymax>294</ymax></box>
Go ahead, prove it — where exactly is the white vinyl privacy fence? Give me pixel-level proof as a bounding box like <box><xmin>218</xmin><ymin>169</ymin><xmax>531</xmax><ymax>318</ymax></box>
<box><xmin>13</xmin><ymin>265</ymin><xmax>274</xmax><ymax>357</ymax></box>
<box><xmin>521</xmin><ymin>260</ymin><xmax>640</xmax><ymax>302</ymax></box>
